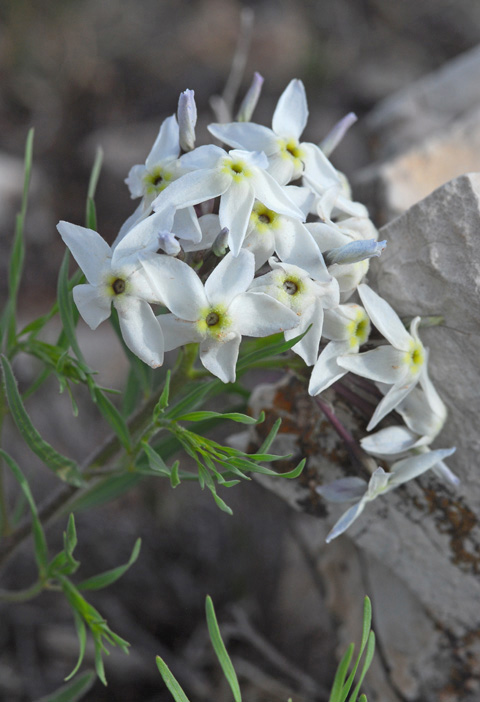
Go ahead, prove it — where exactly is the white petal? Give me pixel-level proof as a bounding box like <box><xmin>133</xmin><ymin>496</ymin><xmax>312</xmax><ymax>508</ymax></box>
<box><xmin>158</xmin><ymin>314</ymin><xmax>204</xmax><ymax>352</ymax></box>
<box><xmin>112</xmin><ymin>208</ymin><xmax>176</xmax><ymax>266</ymax></box>
<box><xmin>367</xmin><ymin>467</ymin><xmax>390</xmax><ymax>498</ymax></box>
<box><xmin>307</xmin><ymin>221</ymin><xmax>348</xmax><ymax>251</ymax></box>
<box><xmin>219</xmin><ymin>180</ymin><xmax>255</xmax><ymax>256</ymax></box>
<box><xmin>140</xmin><ymin>254</ymin><xmax>207</xmax><ymax>320</ymax></box>
<box><xmin>229</xmin><ymin>291</ymin><xmax>299</xmax><ymax>337</ymax></box>
<box><xmin>125</xmin><ymin>164</ymin><xmax>147</xmax><ymax>198</ymax></box>
<box><xmin>432</xmin><ymin>460</ymin><xmax>460</xmax><ymax>486</ymax></box>
<box><xmin>72</xmin><ymin>284</ymin><xmax>111</xmax><ymax>329</ymax></box>
<box><xmin>200</xmin><ymin>334</ymin><xmax>241</xmax><ymax>383</ymax></box>
<box><xmin>326</xmin><ymin>501</ymin><xmax>366</xmax><ymax>543</ymax></box>
<box><xmin>172</xmin><ymin>206</ymin><xmax>202</xmax><ymax>243</ymax></box>
<box><xmin>285</xmin><ymin>297</ymin><xmax>323</xmax><ymax>366</ymax></box>
<box><xmin>250</xmin><ymin>169</ymin><xmax>305</xmax><ymax>221</ymax></box>
<box><xmin>205</xmin><ymin>249</ymin><xmax>254</xmax><ymax>308</ymax></box>
<box><xmin>361</xmin><ymin>426</ymin><xmax>422</xmax><ymax>456</ymax></box>
<box><xmin>116</xmin><ymin>298</ymin><xmax>164</xmax><ymax>368</ymax></box>
<box><xmin>308</xmin><ymin>340</ymin><xmax>350</xmax><ymax>396</ymax></box>
<box><xmin>358</xmin><ymin>284</ymin><xmax>412</xmax><ymax>351</ymax></box>
<box><xmin>113</xmin><ymin>201</ymin><xmax>150</xmax><ymax>248</ymax></box>
<box><xmin>207</xmin><ymin>122</ymin><xmax>278</xmax><ymax>153</ymax></box>
<box><xmin>337</xmin><ymin>345</ymin><xmax>408</xmax><ymax>384</ymax></box>
<box><xmin>180</xmin><ymin>144</ymin><xmax>226</xmax><ymax>170</ymax></box>
<box><xmin>57</xmin><ymin>221</ymin><xmax>111</xmax><ymax>285</ymax></box>
<box><xmin>145</xmin><ymin>115</ymin><xmax>180</xmax><ymax>169</ymax></box>
<box><xmin>152</xmin><ymin>168</ymin><xmax>229</xmax><ymax>211</ymax></box>
<box><xmin>316</xmin><ymin>477</ymin><xmax>367</xmax><ymax>503</ymax></box>
<box><xmin>276</xmin><ymin>220</ymin><xmax>330</xmax><ymax>282</ymax></box>
<box><xmin>182</xmin><ymin>213</ymin><xmax>221</xmax><ymax>252</ymax></box>
<box><xmin>242</xmin><ymin>227</ymin><xmax>276</xmax><ymax>270</ymax></box>
<box><xmin>367</xmin><ymin>374</ymin><xmax>421</xmax><ymax>431</ymax></box>
<box><xmin>266</xmin><ymin>153</ymin><xmax>296</xmax><ymax>185</ymax></box>
<box><xmin>302</xmin><ymin>142</ymin><xmax>341</xmax><ymax>190</ymax></box>
<box><xmin>272</xmin><ymin>79</ymin><xmax>308</xmax><ymax>140</ymax></box>
<box><xmin>389</xmin><ymin>448</ymin><xmax>457</xmax><ymax>488</ymax></box>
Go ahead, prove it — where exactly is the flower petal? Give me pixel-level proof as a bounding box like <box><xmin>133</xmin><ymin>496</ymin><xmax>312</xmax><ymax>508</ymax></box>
<box><xmin>366</xmin><ymin>374</ymin><xmax>421</xmax><ymax>431</ymax></box>
<box><xmin>180</xmin><ymin>144</ymin><xmax>226</xmax><ymax>170</ymax></box>
<box><xmin>229</xmin><ymin>291</ymin><xmax>299</xmax><ymax>337</ymax></box>
<box><xmin>200</xmin><ymin>334</ymin><xmax>241</xmax><ymax>383</ymax></box>
<box><xmin>158</xmin><ymin>314</ymin><xmax>204</xmax><ymax>352</ymax></box>
<box><xmin>360</xmin><ymin>426</ymin><xmax>422</xmax><ymax>456</ymax></box>
<box><xmin>316</xmin><ymin>477</ymin><xmax>367</xmax><ymax>503</ymax></box>
<box><xmin>276</xmin><ymin>219</ymin><xmax>330</xmax><ymax>282</ymax></box>
<box><xmin>219</xmin><ymin>180</ymin><xmax>255</xmax><ymax>256</ymax></box>
<box><xmin>389</xmin><ymin>448</ymin><xmax>456</xmax><ymax>488</ymax></box>
<box><xmin>285</xmin><ymin>297</ymin><xmax>323</xmax><ymax>366</ymax></box>
<box><xmin>140</xmin><ymin>254</ymin><xmax>207</xmax><ymax>320</ymax></box>
<box><xmin>208</xmin><ymin>122</ymin><xmax>278</xmax><ymax>153</ymax></box>
<box><xmin>112</xmin><ymin>208</ymin><xmax>176</xmax><ymax>266</ymax></box>
<box><xmin>272</xmin><ymin>79</ymin><xmax>308</xmax><ymax>140</ymax></box>
<box><xmin>117</xmin><ymin>297</ymin><xmax>164</xmax><ymax>368</ymax></box>
<box><xmin>145</xmin><ymin>115</ymin><xmax>180</xmax><ymax>169</ymax></box>
<box><xmin>308</xmin><ymin>340</ymin><xmax>350</xmax><ymax>396</ymax></box>
<box><xmin>337</xmin><ymin>345</ymin><xmax>408</xmax><ymax>384</ymax></box>
<box><xmin>205</xmin><ymin>249</ymin><xmax>254</xmax><ymax>308</ymax></box>
<box><xmin>326</xmin><ymin>500</ymin><xmax>366</xmax><ymax>543</ymax></box>
<box><xmin>357</xmin><ymin>284</ymin><xmax>412</xmax><ymax>351</ymax></box>
<box><xmin>152</xmin><ymin>168</ymin><xmax>229</xmax><ymax>211</ymax></box>
<box><xmin>72</xmin><ymin>284</ymin><xmax>111</xmax><ymax>329</ymax></box>
<box><xmin>250</xmin><ymin>169</ymin><xmax>305</xmax><ymax>221</ymax></box>
<box><xmin>57</xmin><ymin>221</ymin><xmax>111</xmax><ymax>285</ymax></box>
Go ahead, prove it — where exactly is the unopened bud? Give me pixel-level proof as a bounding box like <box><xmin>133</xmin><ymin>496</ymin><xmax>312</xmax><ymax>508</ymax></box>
<box><xmin>158</xmin><ymin>231</ymin><xmax>181</xmax><ymax>256</ymax></box>
<box><xmin>178</xmin><ymin>89</ymin><xmax>197</xmax><ymax>152</ymax></box>
<box><xmin>320</xmin><ymin>112</ymin><xmax>357</xmax><ymax>157</ymax></box>
<box><xmin>324</xmin><ymin>239</ymin><xmax>386</xmax><ymax>267</ymax></box>
<box><xmin>236</xmin><ymin>72</ymin><xmax>264</xmax><ymax>122</ymax></box>
<box><xmin>213</xmin><ymin>227</ymin><xmax>229</xmax><ymax>257</ymax></box>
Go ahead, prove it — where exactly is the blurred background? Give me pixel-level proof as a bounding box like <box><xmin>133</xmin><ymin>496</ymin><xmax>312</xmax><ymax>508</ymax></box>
<box><xmin>1</xmin><ymin>1</ymin><xmax>480</xmax><ymax>700</ymax></box>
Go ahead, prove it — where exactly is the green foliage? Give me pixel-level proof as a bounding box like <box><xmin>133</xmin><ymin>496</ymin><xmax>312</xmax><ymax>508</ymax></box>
<box><xmin>34</xmin><ymin>670</ymin><xmax>96</xmax><ymax>702</ymax></box>
<box><xmin>157</xmin><ymin>596</ymin><xmax>374</xmax><ymax>701</ymax></box>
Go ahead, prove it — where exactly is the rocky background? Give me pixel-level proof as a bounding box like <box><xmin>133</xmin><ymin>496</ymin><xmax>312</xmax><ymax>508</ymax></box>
<box><xmin>1</xmin><ymin>1</ymin><xmax>480</xmax><ymax>700</ymax></box>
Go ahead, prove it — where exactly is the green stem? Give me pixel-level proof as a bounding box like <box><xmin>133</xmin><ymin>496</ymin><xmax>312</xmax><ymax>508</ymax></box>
<box><xmin>0</xmin><ymin>579</ymin><xmax>43</xmax><ymax>603</ymax></box>
<box><xmin>0</xmin><ymin>382</ymin><xmax>11</xmax><ymax>536</ymax></box>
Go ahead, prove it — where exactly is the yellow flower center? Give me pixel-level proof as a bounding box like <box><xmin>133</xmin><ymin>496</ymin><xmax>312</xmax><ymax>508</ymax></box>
<box><xmin>405</xmin><ymin>340</ymin><xmax>425</xmax><ymax>372</ymax></box>
<box><xmin>250</xmin><ymin>202</ymin><xmax>280</xmax><ymax>233</ymax></box>
<box><xmin>197</xmin><ymin>305</ymin><xmax>232</xmax><ymax>339</ymax></box>
<box><xmin>222</xmin><ymin>158</ymin><xmax>252</xmax><ymax>182</ymax></box>
<box><xmin>143</xmin><ymin>166</ymin><xmax>173</xmax><ymax>195</ymax></box>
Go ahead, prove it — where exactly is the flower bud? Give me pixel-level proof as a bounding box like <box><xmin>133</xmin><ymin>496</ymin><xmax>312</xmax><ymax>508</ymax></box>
<box><xmin>236</xmin><ymin>72</ymin><xmax>264</xmax><ymax>122</ymax></box>
<box><xmin>320</xmin><ymin>112</ymin><xmax>357</xmax><ymax>157</ymax></box>
<box><xmin>324</xmin><ymin>239</ymin><xmax>386</xmax><ymax>267</ymax></box>
<box><xmin>177</xmin><ymin>89</ymin><xmax>197</xmax><ymax>152</ymax></box>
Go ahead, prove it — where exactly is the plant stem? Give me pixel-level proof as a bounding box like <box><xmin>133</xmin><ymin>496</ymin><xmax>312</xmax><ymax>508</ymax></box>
<box><xmin>0</xmin><ymin>579</ymin><xmax>43</xmax><ymax>603</ymax></box>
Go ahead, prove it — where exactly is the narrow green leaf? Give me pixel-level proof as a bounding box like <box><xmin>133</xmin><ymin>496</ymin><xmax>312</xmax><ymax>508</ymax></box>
<box><xmin>329</xmin><ymin>643</ymin><xmax>354</xmax><ymax>702</ymax></box>
<box><xmin>85</xmin><ymin>198</ymin><xmax>97</xmax><ymax>232</ymax></box>
<box><xmin>90</xmin><ymin>383</ymin><xmax>131</xmax><ymax>450</ymax></box>
<box><xmin>142</xmin><ymin>442</ymin><xmax>171</xmax><ymax>476</ymax></box>
<box><xmin>358</xmin><ymin>696</ymin><xmax>367</xmax><ymax>702</ymax></box>
<box><xmin>64</xmin><ymin>611</ymin><xmax>87</xmax><ymax>682</ymax></box>
<box><xmin>236</xmin><ymin>327</ymin><xmax>309</xmax><ymax>372</ymax></box>
<box><xmin>341</xmin><ymin>596</ymin><xmax>373</xmax><ymax>702</ymax></box>
<box><xmin>347</xmin><ymin>633</ymin><xmax>375</xmax><ymax>702</ymax></box>
<box><xmin>1</xmin><ymin>355</ymin><xmax>84</xmax><ymax>486</ymax></box>
<box><xmin>0</xmin><ymin>449</ymin><xmax>48</xmax><ymax>573</ymax></box>
<box><xmin>167</xmin><ymin>378</ymin><xmax>221</xmax><ymax>420</ymax></box>
<box><xmin>78</xmin><ymin>538</ymin><xmax>141</xmax><ymax>591</ymax></box>
<box><xmin>93</xmin><ymin>638</ymin><xmax>107</xmax><ymax>686</ymax></box>
<box><xmin>154</xmin><ymin>370</ymin><xmax>171</xmax><ymax>419</ymax></box>
<box><xmin>176</xmin><ymin>410</ymin><xmax>263</xmax><ymax>425</ymax></box>
<box><xmin>57</xmin><ymin>251</ymin><xmax>88</xmax><ymax>365</ymax></box>
<box><xmin>257</xmin><ymin>418</ymin><xmax>281</xmax><ymax>454</ymax></box>
<box><xmin>34</xmin><ymin>670</ymin><xmax>95</xmax><ymax>702</ymax></box>
<box><xmin>65</xmin><ymin>513</ymin><xmax>78</xmax><ymax>556</ymax></box>
<box><xmin>87</xmin><ymin>147</ymin><xmax>104</xmax><ymax>201</ymax></box>
<box><xmin>170</xmin><ymin>460</ymin><xmax>180</xmax><ymax>488</ymax></box>
<box><xmin>156</xmin><ymin>656</ymin><xmax>191</xmax><ymax>702</ymax></box>
<box><xmin>209</xmin><ymin>486</ymin><xmax>233</xmax><ymax>515</ymax></box>
<box><xmin>1</xmin><ymin>129</ymin><xmax>34</xmax><ymax>350</ymax></box>
<box><xmin>205</xmin><ymin>596</ymin><xmax>241</xmax><ymax>702</ymax></box>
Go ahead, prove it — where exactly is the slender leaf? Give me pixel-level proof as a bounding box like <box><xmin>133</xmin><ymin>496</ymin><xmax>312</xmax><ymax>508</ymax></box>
<box><xmin>34</xmin><ymin>670</ymin><xmax>95</xmax><ymax>702</ymax></box>
<box><xmin>89</xmin><ymin>383</ymin><xmax>131</xmax><ymax>451</ymax></box>
<box><xmin>64</xmin><ymin>611</ymin><xmax>88</xmax><ymax>682</ymax></box>
<box><xmin>176</xmin><ymin>410</ymin><xmax>263</xmax><ymax>425</ymax></box>
<box><xmin>154</xmin><ymin>370</ymin><xmax>171</xmax><ymax>418</ymax></box>
<box><xmin>347</xmin><ymin>633</ymin><xmax>375</xmax><ymax>702</ymax></box>
<box><xmin>78</xmin><ymin>538</ymin><xmax>141</xmax><ymax>591</ymax></box>
<box><xmin>236</xmin><ymin>328</ymin><xmax>309</xmax><ymax>372</ymax></box>
<box><xmin>257</xmin><ymin>418</ymin><xmax>281</xmax><ymax>454</ymax></box>
<box><xmin>156</xmin><ymin>656</ymin><xmax>191</xmax><ymax>702</ymax></box>
<box><xmin>1</xmin><ymin>355</ymin><xmax>84</xmax><ymax>486</ymax></box>
<box><xmin>205</xmin><ymin>596</ymin><xmax>241</xmax><ymax>702</ymax></box>
<box><xmin>341</xmin><ymin>597</ymin><xmax>372</xmax><ymax>702</ymax></box>
<box><xmin>0</xmin><ymin>449</ymin><xmax>48</xmax><ymax>573</ymax></box>
<box><xmin>170</xmin><ymin>460</ymin><xmax>180</xmax><ymax>488</ymax></box>
<box><xmin>142</xmin><ymin>442</ymin><xmax>171</xmax><ymax>476</ymax></box>
<box><xmin>329</xmin><ymin>644</ymin><xmax>354</xmax><ymax>702</ymax></box>
<box><xmin>57</xmin><ymin>251</ymin><xmax>88</xmax><ymax>365</ymax></box>
<box><xmin>64</xmin><ymin>474</ymin><xmax>142</xmax><ymax>514</ymax></box>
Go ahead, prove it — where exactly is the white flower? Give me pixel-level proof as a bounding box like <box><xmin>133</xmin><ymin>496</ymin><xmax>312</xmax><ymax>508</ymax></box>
<box><xmin>309</xmin><ymin>304</ymin><xmax>370</xmax><ymax>395</ymax></box>
<box><xmin>337</xmin><ymin>284</ymin><xmax>428</xmax><ymax>430</ymax></box>
<box><xmin>152</xmin><ymin>145</ymin><xmax>305</xmax><ymax>256</ymax></box>
<box><xmin>208</xmin><ymin>78</ymin><xmax>343</xmax><ymax>187</ymax></box>
<box><xmin>250</xmin><ymin>258</ymin><xmax>339</xmax><ymax>366</ymax></box>
<box><xmin>140</xmin><ymin>250</ymin><xmax>299</xmax><ymax>383</ymax></box>
<box><xmin>177</xmin><ymin>89</ymin><xmax>197</xmax><ymax>152</ymax></box>
<box><xmin>57</xmin><ymin>216</ymin><xmax>169</xmax><ymax>368</ymax></box>
<box><xmin>317</xmin><ymin>447</ymin><xmax>456</xmax><ymax>542</ymax></box>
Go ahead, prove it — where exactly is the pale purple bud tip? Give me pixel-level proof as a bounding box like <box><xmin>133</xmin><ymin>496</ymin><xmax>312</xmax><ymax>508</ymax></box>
<box><xmin>320</xmin><ymin>112</ymin><xmax>358</xmax><ymax>157</ymax></box>
<box><xmin>178</xmin><ymin>89</ymin><xmax>197</xmax><ymax>152</ymax></box>
<box><xmin>236</xmin><ymin>72</ymin><xmax>264</xmax><ymax>122</ymax></box>
<box><xmin>158</xmin><ymin>231</ymin><xmax>181</xmax><ymax>256</ymax></box>
<box><xmin>324</xmin><ymin>239</ymin><xmax>387</xmax><ymax>267</ymax></box>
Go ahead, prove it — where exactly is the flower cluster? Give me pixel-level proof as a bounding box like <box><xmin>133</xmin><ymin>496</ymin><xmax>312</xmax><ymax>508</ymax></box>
<box><xmin>58</xmin><ymin>77</ymin><xmax>457</xmax><ymax>541</ymax></box>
